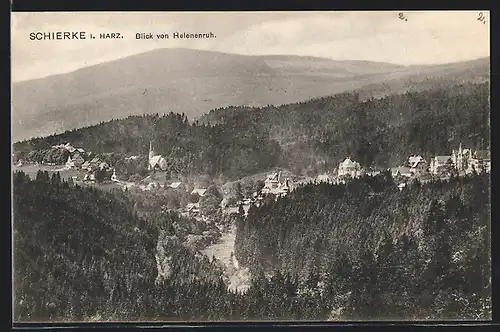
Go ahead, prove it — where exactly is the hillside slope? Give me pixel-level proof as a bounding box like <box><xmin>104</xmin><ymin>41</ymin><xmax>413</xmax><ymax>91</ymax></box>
<box><xmin>12</xmin><ymin>171</ymin><xmax>159</xmax><ymax>321</ymax></box>
<box><xmin>12</xmin><ymin>48</ymin><xmax>489</xmax><ymax>142</ymax></box>
<box><xmin>234</xmin><ymin>173</ymin><xmax>491</xmax><ymax>320</ymax></box>
<box><xmin>13</xmin><ymin>82</ymin><xmax>490</xmax><ymax>181</ymax></box>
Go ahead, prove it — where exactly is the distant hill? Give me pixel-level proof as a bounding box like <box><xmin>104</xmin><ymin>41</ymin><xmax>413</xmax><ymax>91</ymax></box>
<box><xmin>12</xmin><ymin>48</ymin><xmax>489</xmax><ymax>142</ymax></box>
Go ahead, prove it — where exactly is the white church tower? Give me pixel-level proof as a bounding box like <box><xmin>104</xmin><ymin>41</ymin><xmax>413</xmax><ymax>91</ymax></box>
<box><xmin>149</xmin><ymin>140</ymin><xmax>154</xmax><ymax>161</ymax></box>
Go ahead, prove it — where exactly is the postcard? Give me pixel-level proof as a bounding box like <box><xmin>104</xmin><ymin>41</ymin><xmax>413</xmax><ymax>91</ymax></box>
<box><xmin>11</xmin><ymin>11</ymin><xmax>491</xmax><ymax>323</ymax></box>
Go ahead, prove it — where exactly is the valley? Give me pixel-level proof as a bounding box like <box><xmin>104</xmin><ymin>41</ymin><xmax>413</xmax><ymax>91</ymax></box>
<box><xmin>202</xmin><ymin>225</ymin><xmax>251</xmax><ymax>293</ymax></box>
<box><xmin>11</xmin><ymin>52</ymin><xmax>491</xmax><ymax>323</ymax></box>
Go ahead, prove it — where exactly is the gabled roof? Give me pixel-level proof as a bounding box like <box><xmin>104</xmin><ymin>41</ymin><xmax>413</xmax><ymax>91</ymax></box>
<box><xmin>149</xmin><ymin>155</ymin><xmax>162</xmax><ymax>166</ymax></box>
<box><xmin>408</xmin><ymin>155</ymin><xmax>425</xmax><ymax>164</ymax></box>
<box><xmin>266</xmin><ymin>172</ymin><xmax>279</xmax><ymax>182</ymax></box>
<box><xmin>169</xmin><ymin>182</ymin><xmax>182</xmax><ymax>188</ymax></box>
<box><xmin>316</xmin><ymin>174</ymin><xmax>331</xmax><ymax>182</ymax></box>
<box><xmin>391</xmin><ymin>167</ymin><xmax>412</xmax><ymax>174</ymax></box>
<box><xmin>340</xmin><ymin>158</ymin><xmax>360</xmax><ymax>168</ymax></box>
<box><xmin>186</xmin><ymin>202</ymin><xmax>200</xmax><ymax>210</ymax></box>
<box><xmin>411</xmin><ymin>159</ymin><xmax>427</xmax><ymax>168</ymax></box>
<box><xmin>191</xmin><ymin>188</ymin><xmax>207</xmax><ymax>196</ymax></box>
<box><xmin>433</xmin><ymin>156</ymin><xmax>452</xmax><ymax>164</ymax></box>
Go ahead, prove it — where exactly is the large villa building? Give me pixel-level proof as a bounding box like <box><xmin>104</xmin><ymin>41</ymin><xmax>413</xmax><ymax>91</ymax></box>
<box><xmin>429</xmin><ymin>144</ymin><xmax>491</xmax><ymax>175</ymax></box>
<box><xmin>262</xmin><ymin>171</ymin><xmax>290</xmax><ymax>196</ymax></box>
<box><xmin>338</xmin><ymin>157</ymin><xmax>362</xmax><ymax>179</ymax></box>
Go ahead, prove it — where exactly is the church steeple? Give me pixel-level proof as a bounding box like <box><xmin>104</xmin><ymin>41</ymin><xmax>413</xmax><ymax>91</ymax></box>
<box><xmin>149</xmin><ymin>140</ymin><xmax>154</xmax><ymax>160</ymax></box>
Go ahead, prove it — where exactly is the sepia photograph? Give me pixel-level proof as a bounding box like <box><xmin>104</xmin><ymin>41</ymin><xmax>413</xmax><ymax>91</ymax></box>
<box><xmin>11</xmin><ymin>11</ymin><xmax>491</xmax><ymax>323</ymax></box>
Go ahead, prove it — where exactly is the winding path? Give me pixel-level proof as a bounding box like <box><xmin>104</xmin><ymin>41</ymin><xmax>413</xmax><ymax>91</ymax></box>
<box><xmin>202</xmin><ymin>225</ymin><xmax>251</xmax><ymax>293</ymax></box>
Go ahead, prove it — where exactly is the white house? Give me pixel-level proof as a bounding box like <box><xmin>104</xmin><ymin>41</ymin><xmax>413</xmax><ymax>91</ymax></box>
<box><xmin>466</xmin><ymin>150</ymin><xmax>491</xmax><ymax>174</ymax></box>
<box><xmin>111</xmin><ymin>169</ymin><xmax>118</xmax><ymax>182</ymax></box>
<box><xmin>186</xmin><ymin>202</ymin><xmax>200</xmax><ymax>215</ymax></box>
<box><xmin>98</xmin><ymin>161</ymin><xmax>109</xmax><ymax>170</ymax></box>
<box><xmin>429</xmin><ymin>156</ymin><xmax>453</xmax><ymax>175</ymax></box>
<box><xmin>65</xmin><ymin>155</ymin><xmax>74</xmax><ymax>168</ymax></box>
<box><xmin>391</xmin><ymin>167</ymin><xmax>413</xmax><ymax>178</ymax></box>
<box><xmin>262</xmin><ymin>171</ymin><xmax>290</xmax><ymax>196</ymax></box>
<box><xmin>452</xmin><ymin>144</ymin><xmax>472</xmax><ymax>172</ymax></box>
<box><xmin>263</xmin><ymin>172</ymin><xmax>280</xmax><ymax>192</ymax></box>
<box><xmin>408</xmin><ymin>155</ymin><xmax>427</xmax><ymax>173</ymax></box>
<box><xmin>338</xmin><ymin>157</ymin><xmax>361</xmax><ymax>178</ymax></box>
<box><xmin>169</xmin><ymin>181</ymin><xmax>182</xmax><ymax>189</ymax></box>
<box><xmin>66</xmin><ymin>153</ymin><xmax>84</xmax><ymax>168</ymax></box>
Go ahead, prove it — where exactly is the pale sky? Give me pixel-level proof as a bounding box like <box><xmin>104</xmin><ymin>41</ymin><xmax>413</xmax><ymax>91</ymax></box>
<box><xmin>11</xmin><ymin>11</ymin><xmax>490</xmax><ymax>82</ymax></box>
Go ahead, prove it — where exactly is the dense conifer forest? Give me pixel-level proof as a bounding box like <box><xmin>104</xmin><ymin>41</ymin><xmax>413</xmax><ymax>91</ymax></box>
<box><xmin>12</xmin><ymin>80</ymin><xmax>491</xmax><ymax>322</ymax></box>
<box><xmin>235</xmin><ymin>172</ymin><xmax>491</xmax><ymax>319</ymax></box>
<box><xmin>13</xmin><ymin>82</ymin><xmax>489</xmax><ymax>180</ymax></box>
<box><xmin>13</xmin><ymin>170</ymin><xmax>491</xmax><ymax>321</ymax></box>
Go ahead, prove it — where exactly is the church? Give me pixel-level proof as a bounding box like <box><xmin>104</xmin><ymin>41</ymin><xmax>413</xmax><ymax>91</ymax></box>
<box><xmin>148</xmin><ymin>141</ymin><xmax>168</xmax><ymax>171</ymax></box>
<box><xmin>452</xmin><ymin>143</ymin><xmax>472</xmax><ymax>172</ymax></box>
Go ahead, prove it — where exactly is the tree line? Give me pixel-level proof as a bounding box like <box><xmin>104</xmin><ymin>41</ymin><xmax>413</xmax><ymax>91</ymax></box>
<box><xmin>13</xmin><ymin>82</ymin><xmax>489</xmax><ymax>180</ymax></box>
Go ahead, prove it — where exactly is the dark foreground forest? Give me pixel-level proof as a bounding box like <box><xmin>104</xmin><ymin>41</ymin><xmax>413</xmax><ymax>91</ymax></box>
<box><xmin>13</xmin><ymin>170</ymin><xmax>490</xmax><ymax>322</ymax></box>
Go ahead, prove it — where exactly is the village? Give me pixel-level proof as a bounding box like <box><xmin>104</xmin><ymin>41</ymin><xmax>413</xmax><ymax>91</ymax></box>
<box><xmin>13</xmin><ymin>141</ymin><xmax>491</xmax><ymax>224</ymax></box>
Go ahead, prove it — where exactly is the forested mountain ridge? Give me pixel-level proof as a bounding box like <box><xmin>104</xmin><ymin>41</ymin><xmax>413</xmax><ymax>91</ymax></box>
<box><xmin>12</xmin><ymin>47</ymin><xmax>488</xmax><ymax>142</ymax></box>
<box><xmin>13</xmin><ymin>82</ymin><xmax>490</xmax><ymax>181</ymax></box>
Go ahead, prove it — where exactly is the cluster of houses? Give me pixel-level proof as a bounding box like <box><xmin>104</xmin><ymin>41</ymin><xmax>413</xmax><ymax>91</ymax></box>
<box><xmin>435</xmin><ymin>144</ymin><xmax>490</xmax><ymax>175</ymax></box>
<box><xmin>390</xmin><ymin>144</ymin><xmax>491</xmax><ymax>179</ymax></box>
<box><xmin>181</xmin><ymin>172</ymin><xmax>293</xmax><ymax>220</ymax></box>
<box><xmin>267</xmin><ymin>143</ymin><xmax>491</xmax><ymax>194</ymax></box>
<box><xmin>181</xmin><ymin>188</ymin><xmax>208</xmax><ymax>218</ymax></box>
<box><xmin>55</xmin><ymin>143</ymin><xmax>116</xmax><ymax>183</ymax></box>
<box><xmin>325</xmin><ymin>144</ymin><xmax>491</xmax><ymax>184</ymax></box>
<box><xmin>17</xmin><ymin>142</ymin><xmax>86</xmax><ymax>166</ymax></box>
